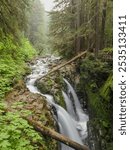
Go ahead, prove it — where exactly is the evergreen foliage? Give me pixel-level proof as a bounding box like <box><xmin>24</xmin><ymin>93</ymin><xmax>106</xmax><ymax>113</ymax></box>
<box><xmin>49</xmin><ymin>0</ymin><xmax>113</xmax><ymax>58</ymax></box>
<box><xmin>0</xmin><ymin>0</ymin><xmax>32</xmax><ymax>36</ymax></box>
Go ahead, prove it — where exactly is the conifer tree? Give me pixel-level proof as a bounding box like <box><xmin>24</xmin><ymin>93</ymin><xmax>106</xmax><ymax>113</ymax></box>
<box><xmin>49</xmin><ymin>0</ymin><xmax>112</xmax><ymax>58</ymax></box>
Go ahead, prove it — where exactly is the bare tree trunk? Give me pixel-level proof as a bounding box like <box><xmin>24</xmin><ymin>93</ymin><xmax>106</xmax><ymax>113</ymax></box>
<box><xmin>86</xmin><ymin>0</ymin><xmax>91</xmax><ymax>51</ymax></box>
<box><xmin>94</xmin><ymin>0</ymin><xmax>100</xmax><ymax>57</ymax></box>
<box><xmin>80</xmin><ymin>0</ymin><xmax>86</xmax><ymax>50</ymax></box>
<box><xmin>76</xmin><ymin>0</ymin><xmax>81</xmax><ymax>52</ymax></box>
<box><xmin>100</xmin><ymin>0</ymin><xmax>107</xmax><ymax>49</ymax></box>
<box><xmin>70</xmin><ymin>0</ymin><xmax>76</xmax><ymax>51</ymax></box>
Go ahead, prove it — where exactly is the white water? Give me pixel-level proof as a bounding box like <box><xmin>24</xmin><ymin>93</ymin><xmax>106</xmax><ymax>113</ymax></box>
<box><xmin>63</xmin><ymin>79</ymin><xmax>89</xmax><ymax>138</ymax></box>
<box><xmin>62</xmin><ymin>91</ymin><xmax>76</xmax><ymax>119</ymax></box>
<box><xmin>26</xmin><ymin>56</ymin><xmax>89</xmax><ymax>149</ymax></box>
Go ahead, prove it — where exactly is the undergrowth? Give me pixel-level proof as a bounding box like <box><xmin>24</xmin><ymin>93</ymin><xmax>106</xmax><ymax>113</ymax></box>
<box><xmin>0</xmin><ymin>31</ymin><xmax>36</xmax><ymax>100</ymax></box>
<box><xmin>0</xmin><ymin>103</ymin><xmax>46</xmax><ymax>150</ymax></box>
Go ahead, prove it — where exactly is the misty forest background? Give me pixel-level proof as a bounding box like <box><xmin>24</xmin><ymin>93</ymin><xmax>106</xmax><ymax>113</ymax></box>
<box><xmin>0</xmin><ymin>0</ymin><xmax>112</xmax><ymax>150</ymax></box>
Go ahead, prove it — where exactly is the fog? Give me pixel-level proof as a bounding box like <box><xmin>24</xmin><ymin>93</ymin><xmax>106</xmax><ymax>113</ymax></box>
<box><xmin>40</xmin><ymin>0</ymin><xmax>54</xmax><ymax>11</ymax></box>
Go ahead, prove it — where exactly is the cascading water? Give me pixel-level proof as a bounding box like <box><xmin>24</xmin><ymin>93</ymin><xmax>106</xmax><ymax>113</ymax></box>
<box><xmin>62</xmin><ymin>91</ymin><xmax>76</xmax><ymax>120</ymax></box>
<box><xmin>63</xmin><ymin>79</ymin><xmax>89</xmax><ymax>139</ymax></box>
<box><xmin>26</xmin><ymin>56</ymin><xmax>89</xmax><ymax>150</ymax></box>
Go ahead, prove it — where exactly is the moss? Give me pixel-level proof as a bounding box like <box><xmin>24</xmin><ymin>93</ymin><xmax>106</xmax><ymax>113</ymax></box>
<box><xmin>80</xmin><ymin>55</ymin><xmax>111</xmax><ymax>88</ymax></box>
<box><xmin>36</xmin><ymin>77</ymin><xmax>54</xmax><ymax>94</ymax></box>
<box><xmin>100</xmin><ymin>73</ymin><xmax>113</xmax><ymax>102</ymax></box>
<box><xmin>79</xmin><ymin>54</ymin><xmax>113</xmax><ymax>150</ymax></box>
<box><xmin>84</xmin><ymin>81</ymin><xmax>112</xmax><ymax>150</ymax></box>
<box><xmin>54</xmin><ymin>91</ymin><xmax>66</xmax><ymax>108</ymax></box>
<box><xmin>102</xmin><ymin>47</ymin><xmax>113</xmax><ymax>53</ymax></box>
<box><xmin>85</xmin><ymin>84</ymin><xmax>109</xmax><ymax>120</ymax></box>
<box><xmin>36</xmin><ymin>73</ymin><xmax>66</xmax><ymax>108</ymax></box>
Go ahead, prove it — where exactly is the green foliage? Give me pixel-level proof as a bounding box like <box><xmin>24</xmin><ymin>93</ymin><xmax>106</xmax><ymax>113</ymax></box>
<box><xmin>0</xmin><ymin>1</ymin><xmax>52</xmax><ymax>149</ymax></box>
<box><xmin>49</xmin><ymin>0</ymin><xmax>113</xmax><ymax>58</ymax></box>
<box><xmin>102</xmin><ymin>47</ymin><xmax>113</xmax><ymax>53</ymax></box>
<box><xmin>79</xmin><ymin>55</ymin><xmax>113</xmax><ymax>149</ymax></box>
<box><xmin>81</xmin><ymin>53</ymin><xmax>112</xmax><ymax>87</ymax></box>
<box><xmin>0</xmin><ymin>79</ymin><xmax>12</xmax><ymax>99</ymax></box>
<box><xmin>100</xmin><ymin>74</ymin><xmax>113</xmax><ymax>102</ymax></box>
<box><xmin>0</xmin><ymin>0</ymin><xmax>32</xmax><ymax>36</ymax></box>
<box><xmin>0</xmin><ymin>31</ymin><xmax>36</xmax><ymax>99</ymax></box>
<box><xmin>19</xmin><ymin>37</ymin><xmax>37</xmax><ymax>61</ymax></box>
<box><xmin>36</xmin><ymin>74</ymin><xmax>66</xmax><ymax>108</ymax></box>
<box><xmin>0</xmin><ymin>103</ymin><xmax>45</xmax><ymax>150</ymax></box>
<box><xmin>80</xmin><ymin>54</ymin><xmax>112</xmax><ymax>117</ymax></box>
<box><xmin>49</xmin><ymin>7</ymin><xmax>75</xmax><ymax>58</ymax></box>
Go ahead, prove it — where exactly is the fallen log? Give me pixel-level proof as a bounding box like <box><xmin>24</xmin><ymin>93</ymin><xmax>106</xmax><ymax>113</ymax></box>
<box><xmin>5</xmin><ymin>95</ymin><xmax>89</xmax><ymax>150</ymax></box>
<box><xmin>5</xmin><ymin>108</ymin><xmax>89</xmax><ymax>150</ymax></box>
<box><xmin>37</xmin><ymin>50</ymin><xmax>87</xmax><ymax>81</ymax></box>
<box><xmin>26</xmin><ymin>117</ymin><xmax>89</xmax><ymax>150</ymax></box>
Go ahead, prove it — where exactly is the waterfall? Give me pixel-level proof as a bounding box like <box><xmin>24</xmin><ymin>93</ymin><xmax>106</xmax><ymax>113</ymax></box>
<box><xmin>62</xmin><ymin>91</ymin><xmax>77</xmax><ymax>119</ymax></box>
<box><xmin>64</xmin><ymin>79</ymin><xmax>82</xmax><ymax>111</ymax></box>
<box><xmin>63</xmin><ymin>79</ymin><xmax>89</xmax><ymax>139</ymax></box>
<box><xmin>26</xmin><ymin>56</ymin><xmax>89</xmax><ymax>150</ymax></box>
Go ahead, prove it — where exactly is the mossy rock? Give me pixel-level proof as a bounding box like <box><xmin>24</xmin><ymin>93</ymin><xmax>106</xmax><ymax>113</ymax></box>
<box><xmin>78</xmin><ymin>54</ymin><xmax>113</xmax><ymax>150</ymax></box>
<box><xmin>36</xmin><ymin>72</ymin><xmax>66</xmax><ymax>108</ymax></box>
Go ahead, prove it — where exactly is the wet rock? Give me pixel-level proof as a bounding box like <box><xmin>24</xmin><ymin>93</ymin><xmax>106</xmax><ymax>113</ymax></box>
<box><xmin>36</xmin><ymin>73</ymin><xmax>66</xmax><ymax>108</ymax></box>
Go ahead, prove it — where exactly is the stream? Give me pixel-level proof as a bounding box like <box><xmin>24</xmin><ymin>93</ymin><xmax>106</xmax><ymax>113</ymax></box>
<box><xmin>26</xmin><ymin>56</ymin><xmax>89</xmax><ymax>150</ymax></box>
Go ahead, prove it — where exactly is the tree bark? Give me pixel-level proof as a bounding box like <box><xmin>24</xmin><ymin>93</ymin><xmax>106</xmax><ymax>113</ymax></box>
<box><xmin>94</xmin><ymin>0</ymin><xmax>100</xmax><ymax>57</ymax></box>
<box><xmin>76</xmin><ymin>0</ymin><xmax>81</xmax><ymax>52</ymax></box>
<box><xmin>100</xmin><ymin>0</ymin><xmax>107</xmax><ymax>49</ymax></box>
<box><xmin>26</xmin><ymin>117</ymin><xmax>89</xmax><ymax>150</ymax></box>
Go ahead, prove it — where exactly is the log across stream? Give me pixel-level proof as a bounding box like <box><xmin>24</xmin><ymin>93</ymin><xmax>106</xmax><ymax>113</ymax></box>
<box><xmin>26</xmin><ymin>56</ymin><xmax>89</xmax><ymax>150</ymax></box>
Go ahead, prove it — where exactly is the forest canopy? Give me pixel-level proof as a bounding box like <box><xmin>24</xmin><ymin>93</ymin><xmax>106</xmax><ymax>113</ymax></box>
<box><xmin>49</xmin><ymin>0</ymin><xmax>112</xmax><ymax>58</ymax></box>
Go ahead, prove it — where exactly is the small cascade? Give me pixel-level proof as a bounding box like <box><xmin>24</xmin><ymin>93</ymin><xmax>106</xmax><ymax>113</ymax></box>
<box><xmin>26</xmin><ymin>56</ymin><xmax>89</xmax><ymax>150</ymax></box>
<box><xmin>63</xmin><ymin>79</ymin><xmax>89</xmax><ymax>140</ymax></box>
<box><xmin>64</xmin><ymin>79</ymin><xmax>82</xmax><ymax>111</ymax></box>
<box><xmin>57</xmin><ymin>105</ymin><xmax>83</xmax><ymax>143</ymax></box>
<box><xmin>42</xmin><ymin>95</ymin><xmax>83</xmax><ymax>150</ymax></box>
<box><xmin>26</xmin><ymin>58</ymin><xmax>49</xmax><ymax>94</ymax></box>
<box><xmin>62</xmin><ymin>91</ymin><xmax>77</xmax><ymax>119</ymax></box>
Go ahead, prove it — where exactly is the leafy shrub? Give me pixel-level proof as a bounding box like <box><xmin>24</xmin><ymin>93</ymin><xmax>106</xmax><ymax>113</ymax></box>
<box><xmin>79</xmin><ymin>54</ymin><xmax>113</xmax><ymax>150</ymax></box>
<box><xmin>80</xmin><ymin>55</ymin><xmax>111</xmax><ymax>87</ymax></box>
<box><xmin>0</xmin><ymin>103</ymin><xmax>45</xmax><ymax>150</ymax></box>
<box><xmin>0</xmin><ymin>31</ymin><xmax>37</xmax><ymax>100</ymax></box>
<box><xmin>19</xmin><ymin>38</ymin><xmax>37</xmax><ymax>61</ymax></box>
